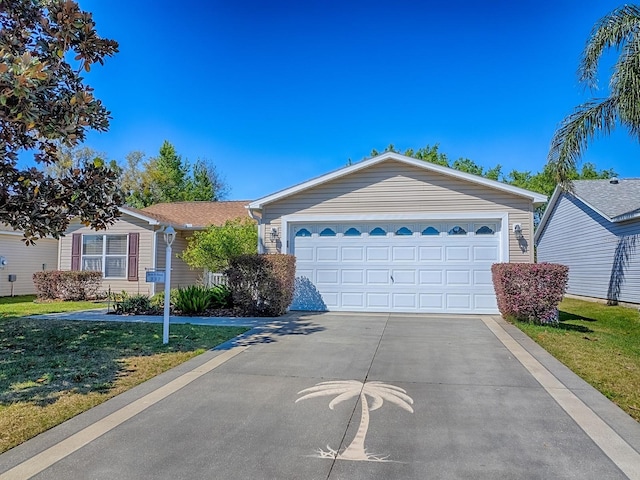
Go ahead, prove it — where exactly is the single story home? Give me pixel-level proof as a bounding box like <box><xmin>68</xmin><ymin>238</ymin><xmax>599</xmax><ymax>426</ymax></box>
<box><xmin>535</xmin><ymin>178</ymin><xmax>640</xmax><ymax>305</ymax></box>
<box><xmin>0</xmin><ymin>224</ymin><xmax>59</xmax><ymax>296</ymax></box>
<box><xmin>59</xmin><ymin>201</ymin><xmax>251</xmax><ymax>296</ymax></box>
<box><xmin>248</xmin><ymin>152</ymin><xmax>547</xmax><ymax>314</ymax></box>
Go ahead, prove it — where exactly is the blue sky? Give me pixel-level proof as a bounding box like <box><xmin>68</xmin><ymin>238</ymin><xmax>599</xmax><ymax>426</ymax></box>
<box><xmin>79</xmin><ymin>0</ymin><xmax>639</xmax><ymax>200</ymax></box>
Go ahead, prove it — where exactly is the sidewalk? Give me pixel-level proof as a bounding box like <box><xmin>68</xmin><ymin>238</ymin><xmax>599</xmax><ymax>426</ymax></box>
<box><xmin>26</xmin><ymin>308</ymin><xmax>280</xmax><ymax>328</ymax></box>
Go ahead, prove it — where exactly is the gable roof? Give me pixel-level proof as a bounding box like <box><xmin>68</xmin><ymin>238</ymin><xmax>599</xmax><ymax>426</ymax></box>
<box><xmin>535</xmin><ymin>178</ymin><xmax>640</xmax><ymax>243</ymax></box>
<box><xmin>120</xmin><ymin>201</ymin><xmax>251</xmax><ymax>230</ymax></box>
<box><xmin>248</xmin><ymin>152</ymin><xmax>547</xmax><ymax>209</ymax></box>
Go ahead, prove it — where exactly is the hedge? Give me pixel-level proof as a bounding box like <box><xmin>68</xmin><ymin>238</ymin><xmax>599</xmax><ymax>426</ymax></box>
<box><xmin>226</xmin><ymin>254</ymin><xmax>296</xmax><ymax>316</ymax></box>
<box><xmin>33</xmin><ymin>270</ymin><xmax>103</xmax><ymax>301</ymax></box>
<box><xmin>491</xmin><ymin>263</ymin><xmax>569</xmax><ymax>324</ymax></box>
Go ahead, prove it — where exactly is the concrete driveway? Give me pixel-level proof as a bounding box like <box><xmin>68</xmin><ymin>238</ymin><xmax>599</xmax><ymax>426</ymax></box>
<box><xmin>1</xmin><ymin>313</ymin><xmax>639</xmax><ymax>480</ymax></box>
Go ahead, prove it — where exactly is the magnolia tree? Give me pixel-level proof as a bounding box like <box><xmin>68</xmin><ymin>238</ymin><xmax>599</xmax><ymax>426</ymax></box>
<box><xmin>0</xmin><ymin>0</ymin><xmax>121</xmax><ymax>243</ymax></box>
<box><xmin>181</xmin><ymin>218</ymin><xmax>258</xmax><ymax>273</ymax></box>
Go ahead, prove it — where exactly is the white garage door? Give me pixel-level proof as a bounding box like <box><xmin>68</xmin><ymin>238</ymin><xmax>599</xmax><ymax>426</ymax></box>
<box><xmin>290</xmin><ymin>221</ymin><xmax>501</xmax><ymax>314</ymax></box>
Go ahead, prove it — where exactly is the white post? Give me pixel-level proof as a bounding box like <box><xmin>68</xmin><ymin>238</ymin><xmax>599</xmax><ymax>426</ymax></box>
<box><xmin>162</xmin><ymin>226</ymin><xmax>176</xmax><ymax>345</ymax></box>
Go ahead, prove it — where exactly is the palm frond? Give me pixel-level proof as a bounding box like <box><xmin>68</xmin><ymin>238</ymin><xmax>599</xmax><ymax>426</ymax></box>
<box><xmin>548</xmin><ymin>97</ymin><xmax>618</xmax><ymax>189</ymax></box>
<box><xmin>611</xmin><ymin>37</ymin><xmax>640</xmax><ymax>138</ymax></box>
<box><xmin>295</xmin><ymin>387</ymin><xmax>357</xmax><ymax>403</ymax></box>
<box><xmin>580</xmin><ymin>4</ymin><xmax>640</xmax><ymax>88</ymax></box>
<box><xmin>328</xmin><ymin>390</ymin><xmax>361</xmax><ymax>410</ymax></box>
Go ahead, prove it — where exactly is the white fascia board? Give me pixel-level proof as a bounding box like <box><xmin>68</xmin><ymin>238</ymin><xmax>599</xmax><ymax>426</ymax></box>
<box><xmin>249</xmin><ymin>152</ymin><xmax>547</xmax><ymax>209</ymax></box>
<box><xmin>119</xmin><ymin>207</ymin><xmax>162</xmax><ymax>225</ymax></box>
<box><xmin>534</xmin><ymin>185</ymin><xmax>562</xmax><ymax>244</ymax></box>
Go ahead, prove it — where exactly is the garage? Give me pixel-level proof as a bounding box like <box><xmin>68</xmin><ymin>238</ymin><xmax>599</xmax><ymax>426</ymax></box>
<box><xmin>248</xmin><ymin>152</ymin><xmax>547</xmax><ymax>314</ymax></box>
<box><xmin>288</xmin><ymin>220</ymin><xmax>503</xmax><ymax>313</ymax></box>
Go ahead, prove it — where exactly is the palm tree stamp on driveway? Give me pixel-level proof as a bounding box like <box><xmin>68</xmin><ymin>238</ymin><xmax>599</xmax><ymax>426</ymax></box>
<box><xmin>296</xmin><ymin>380</ymin><xmax>414</xmax><ymax>462</ymax></box>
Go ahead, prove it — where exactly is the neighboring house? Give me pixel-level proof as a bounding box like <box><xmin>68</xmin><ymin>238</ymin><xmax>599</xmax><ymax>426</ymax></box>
<box><xmin>0</xmin><ymin>224</ymin><xmax>59</xmax><ymax>296</ymax></box>
<box><xmin>535</xmin><ymin>178</ymin><xmax>640</xmax><ymax>305</ymax></box>
<box><xmin>58</xmin><ymin>201</ymin><xmax>251</xmax><ymax>296</ymax></box>
<box><xmin>248</xmin><ymin>152</ymin><xmax>547</xmax><ymax>314</ymax></box>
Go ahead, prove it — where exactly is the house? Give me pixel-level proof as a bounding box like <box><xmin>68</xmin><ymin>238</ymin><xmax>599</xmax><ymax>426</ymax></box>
<box><xmin>58</xmin><ymin>201</ymin><xmax>251</xmax><ymax>296</ymax></box>
<box><xmin>248</xmin><ymin>152</ymin><xmax>547</xmax><ymax>314</ymax></box>
<box><xmin>0</xmin><ymin>224</ymin><xmax>59</xmax><ymax>296</ymax></box>
<box><xmin>535</xmin><ymin>178</ymin><xmax>640</xmax><ymax>305</ymax></box>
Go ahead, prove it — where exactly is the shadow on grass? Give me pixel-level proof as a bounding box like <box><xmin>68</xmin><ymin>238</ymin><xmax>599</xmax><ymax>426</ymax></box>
<box><xmin>559</xmin><ymin>311</ymin><xmax>598</xmax><ymax>323</ymax></box>
<box><xmin>0</xmin><ymin>319</ymin><xmax>248</xmax><ymax>408</ymax></box>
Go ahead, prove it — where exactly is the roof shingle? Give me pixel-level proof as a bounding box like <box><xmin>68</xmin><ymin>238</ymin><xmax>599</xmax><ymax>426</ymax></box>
<box><xmin>573</xmin><ymin>179</ymin><xmax>640</xmax><ymax>220</ymax></box>
<box><xmin>125</xmin><ymin>201</ymin><xmax>251</xmax><ymax>229</ymax></box>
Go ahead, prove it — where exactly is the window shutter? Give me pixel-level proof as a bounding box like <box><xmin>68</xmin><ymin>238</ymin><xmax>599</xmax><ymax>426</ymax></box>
<box><xmin>127</xmin><ymin>233</ymin><xmax>139</xmax><ymax>281</ymax></box>
<box><xmin>71</xmin><ymin>234</ymin><xmax>81</xmax><ymax>271</ymax></box>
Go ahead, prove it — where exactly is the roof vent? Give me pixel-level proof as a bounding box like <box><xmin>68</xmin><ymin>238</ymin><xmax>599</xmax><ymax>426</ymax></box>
<box><xmin>609</xmin><ymin>177</ymin><xmax>619</xmax><ymax>184</ymax></box>
<box><xmin>184</xmin><ymin>223</ymin><xmax>193</xmax><ymax>228</ymax></box>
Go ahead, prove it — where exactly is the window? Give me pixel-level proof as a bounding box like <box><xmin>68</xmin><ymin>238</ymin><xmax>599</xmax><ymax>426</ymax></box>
<box><xmin>295</xmin><ymin>228</ymin><xmax>312</xmax><ymax>237</ymax></box>
<box><xmin>421</xmin><ymin>226</ymin><xmax>440</xmax><ymax>236</ymax></box>
<box><xmin>395</xmin><ymin>226</ymin><xmax>413</xmax><ymax>236</ymax></box>
<box><xmin>369</xmin><ymin>227</ymin><xmax>386</xmax><ymax>236</ymax></box>
<box><xmin>344</xmin><ymin>227</ymin><xmax>361</xmax><ymax>236</ymax></box>
<box><xmin>448</xmin><ymin>225</ymin><xmax>467</xmax><ymax>235</ymax></box>
<box><xmin>475</xmin><ymin>225</ymin><xmax>495</xmax><ymax>235</ymax></box>
<box><xmin>319</xmin><ymin>228</ymin><xmax>336</xmax><ymax>237</ymax></box>
<box><xmin>82</xmin><ymin>234</ymin><xmax>127</xmax><ymax>278</ymax></box>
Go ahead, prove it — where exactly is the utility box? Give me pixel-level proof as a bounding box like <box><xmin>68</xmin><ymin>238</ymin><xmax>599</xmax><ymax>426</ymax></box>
<box><xmin>8</xmin><ymin>274</ymin><xmax>16</xmax><ymax>282</ymax></box>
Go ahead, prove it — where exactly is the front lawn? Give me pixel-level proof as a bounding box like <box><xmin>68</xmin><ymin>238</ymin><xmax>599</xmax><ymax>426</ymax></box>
<box><xmin>0</xmin><ymin>311</ymin><xmax>248</xmax><ymax>453</ymax></box>
<box><xmin>515</xmin><ymin>298</ymin><xmax>640</xmax><ymax>421</ymax></box>
<box><xmin>0</xmin><ymin>294</ymin><xmax>106</xmax><ymax>318</ymax></box>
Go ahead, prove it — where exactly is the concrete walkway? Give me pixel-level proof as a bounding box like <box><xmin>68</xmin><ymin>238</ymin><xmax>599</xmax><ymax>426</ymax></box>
<box><xmin>25</xmin><ymin>308</ymin><xmax>274</xmax><ymax>327</ymax></box>
<box><xmin>1</xmin><ymin>313</ymin><xmax>639</xmax><ymax>479</ymax></box>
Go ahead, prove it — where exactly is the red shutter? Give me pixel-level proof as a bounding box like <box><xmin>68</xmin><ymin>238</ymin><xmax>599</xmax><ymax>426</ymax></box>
<box><xmin>127</xmin><ymin>233</ymin><xmax>139</xmax><ymax>281</ymax></box>
<box><xmin>71</xmin><ymin>234</ymin><xmax>81</xmax><ymax>271</ymax></box>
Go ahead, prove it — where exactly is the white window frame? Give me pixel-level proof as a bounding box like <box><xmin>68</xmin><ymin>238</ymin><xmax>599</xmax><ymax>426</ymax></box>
<box><xmin>81</xmin><ymin>234</ymin><xmax>129</xmax><ymax>279</ymax></box>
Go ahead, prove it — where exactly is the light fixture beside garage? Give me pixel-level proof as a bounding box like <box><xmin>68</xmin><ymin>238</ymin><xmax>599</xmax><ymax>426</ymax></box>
<box><xmin>512</xmin><ymin>223</ymin><xmax>523</xmax><ymax>239</ymax></box>
<box><xmin>270</xmin><ymin>227</ymin><xmax>280</xmax><ymax>242</ymax></box>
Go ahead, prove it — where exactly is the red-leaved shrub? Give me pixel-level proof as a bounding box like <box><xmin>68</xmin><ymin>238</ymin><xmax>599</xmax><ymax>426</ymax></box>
<box><xmin>33</xmin><ymin>271</ymin><xmax>103</xmax><ymax>301</ymax></box>
<box><xmin>491</xmin><ymin>263</ymin><xmax>569</xmax><ymax>323</ymax></box>
<box><xmin>226</xmin><ymin>254</ymin><xmax>296</xmax><ymax>316</ymax></box>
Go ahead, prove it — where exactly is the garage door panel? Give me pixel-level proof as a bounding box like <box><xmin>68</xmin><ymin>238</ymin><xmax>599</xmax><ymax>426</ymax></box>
<box><xmin>474</xmin><ymin>294</ymin><xmax>498</xmax><ymax>309</ymax></box>
<box><xmin>342</xmin><ymin>270</ymin><xmax>364</xmax><ymax>285</ymax></box>
<box><xmin>474</xmin><ymin>245</ymin><xmax>499</xmax><ymax>261</ymax></box>
<box><xmin>419</xmin><ymin>270</ymin><xmax>443</xmax><ymax>285</ymax></box>
<box><xmin>317</xmin><ymin>247</ymin><xmax>338</xmax><ymax>261</ymax></box>
<box><xmin>420</xmin><ymin>293</ymin><xmax>444</xmax><ymax>309</ymax></box>
<box><xmin>367</xmin><ymin>293</ymin><xmax>390</xmax><ymax>308</ymax></box>
<box><xmin>473</xmin><ymin>270</ymin><xmax>493</xmax><ymax>286</ymax></box>
<box><xmin>367</xmin><ymin>247</ymin><xmax>389</xmax><ymax>261</ymax></box>
<box><xmin>391</xmin><ymin>269</ymin><xmax>416</xmax><ymax>285</ymax></box>
<box><xmin>446</xmin><ymin>270</ymin><xmax>471</xmax><ymax>285</ymax></box>
<box><xmin>322</xmin><ymin>292</ymin><xmax>340</xmax><ymax>308</ymax></box>
<box><xmin>342</xmin><ymin>292</ymin><xmax>365</xmax><ymax>308</ymax></box>
<box><xmin>447</xmin><ymin>294</ymin><xmax>471</xmax><ymax>309</ymax></box>
<box><xmin>367</xmin><ymin>270</ymin><xmax>390</xmax><ymax>284</ymax></box>
<box><xmin>392</xmin><ymin>246</ymin><xmax>416</xmax><ymax>261</ymax></box>
<box><xmin>316</xmin><ymin>270</ymin><xmax>338</xmax><ymax>285</ymax></box>
<box><xmin>295</xmin><ymin>247</ymin><xmax>314</xmax><ymax>262</ymax></box>
<box><xmin>419</xmin><ymin>246</ymin><xmax>443</xmax><ymax>261</ymax></box>
<box><xmin>392</xmin><ymin>293</ymin><xmax>417</xmax><ymax>309</ymax></box>
<box><xmin>341</xmin><ymin>247</ymin><xmax>364</xmax><ymax>262</ymax></box>
<box><xmin>446</xmin><ymin>246</ymin><xmax>470</xmax><ymax>261</ymax></box>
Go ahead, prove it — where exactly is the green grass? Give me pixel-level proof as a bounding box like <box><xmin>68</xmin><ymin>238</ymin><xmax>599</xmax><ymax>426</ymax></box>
<box><xmin>0</xmin><ymin>300</ymin><xmax>249</xmax><ymax>453</ymax></box>
<box><xmin>0</xmin><ymin>295</ymin><xmax>106</xmax><ymax>318</ymax></box>
<box><xmin>514</xmin><ymin>298</ymin><xmax>640</xmax><ymax>421</ymax></box>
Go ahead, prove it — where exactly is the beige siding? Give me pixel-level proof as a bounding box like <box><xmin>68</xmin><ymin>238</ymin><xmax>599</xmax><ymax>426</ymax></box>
<box><xmin>0</xmin><ymin>232</ymin><xmax>58</xmax><ymax>296</ymax></box>
<box><xmin>262</xmin><ymin>160</ymin><xmax>535</xmax><ymax>262</ymax></box>
<box><xmin>60</xmin><ymin>216</ymin><xmax>156</xmax><ymax>296</ymax></box>
<box><xmin>155</xmin><ymin>230</ymin><xmax>203</xmax><ymax>289</ymax></box>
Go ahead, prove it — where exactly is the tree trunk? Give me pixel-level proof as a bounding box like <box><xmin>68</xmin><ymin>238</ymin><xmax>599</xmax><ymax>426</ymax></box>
<box><xmin>339</xmin><ymin>393</ymin><xmax>370</xmax><ymax>460</ymax></box>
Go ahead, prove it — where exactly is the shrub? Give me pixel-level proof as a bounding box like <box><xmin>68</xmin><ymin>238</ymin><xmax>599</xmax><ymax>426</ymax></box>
<box><xmin>110</xmin><ymin>291</ymin><xmax>155</xmax><ymax>315</ymax></box>
<box><xmin>174</xmin><ymin>285</ymin><xmax>213</xmax><ymax>315</ymax></box>
<box><xmin>33</xmin><ymin>271</ymin><xmax>103</xmax><ymax>301</ymax></box>
<box><xmin>492</xmin><ymin>263</ymin><xmax>569</xmax><ymax>324</ymax></box>
<box><xmin>150</xmin><ymin>289</ymin><xmax>178</xmax><ymax>310</ymax></box>
<box><xmin>209</xmin><ymin>284</ymin><xmax>233</xmax><ymax>309</ymax></box>
<box><xmin>226</xmin><ymin>254</ymin><xmax>296</xmax><ymax>316</ymax></box>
